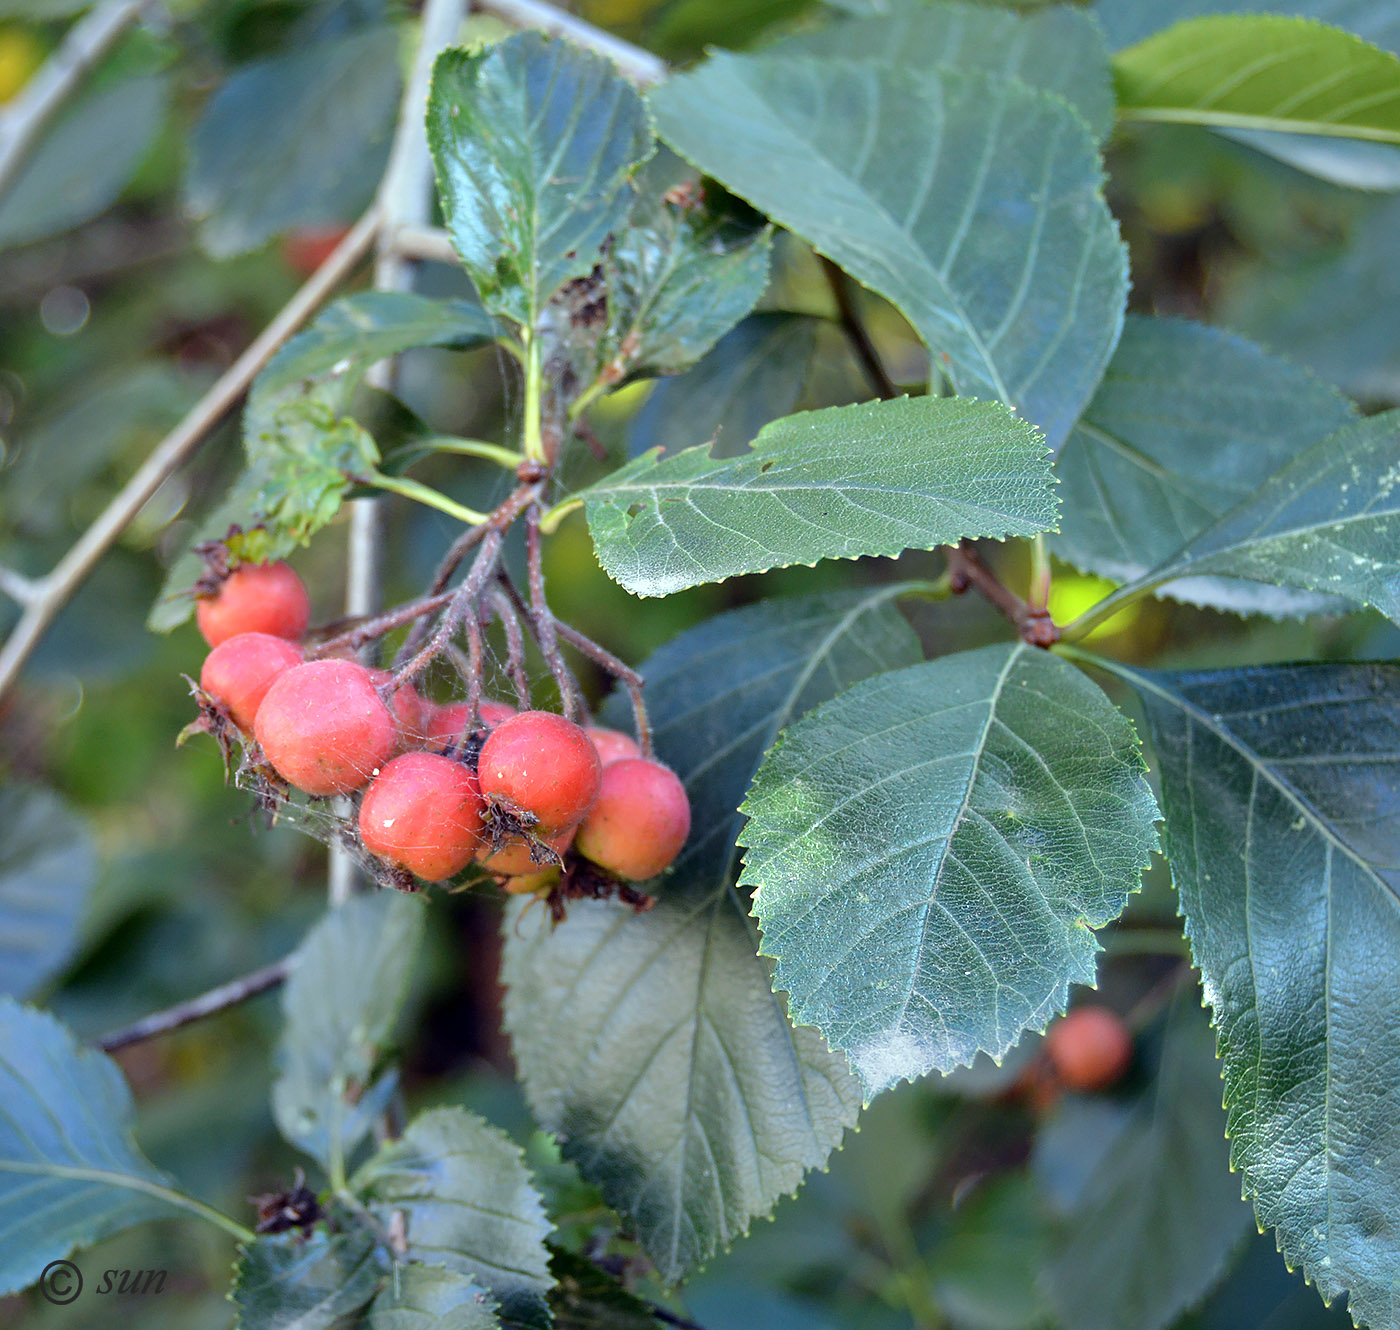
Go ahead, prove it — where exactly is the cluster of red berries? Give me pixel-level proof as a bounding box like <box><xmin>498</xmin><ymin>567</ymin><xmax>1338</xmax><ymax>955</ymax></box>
<box><xmin>193</xmin><ymin>560</ymin><xmax>691</xmax><ymax>897</ymax></box>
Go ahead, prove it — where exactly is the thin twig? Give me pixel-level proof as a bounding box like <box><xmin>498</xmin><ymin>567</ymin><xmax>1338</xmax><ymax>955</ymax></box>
<box><xmin>394</xmin><ymin>529</ymin><xmax>503</xmax><ymax>686</ymax></box>
<box><xmin>0</xmin><ymin>207</ymin><xmax>380</xmax><ymax>703</ymax></box>
<box><xmin>0</xmin><ymin>0</ymin><xmax>146</xmax><ymax>201</ymax></box>
<box><xmin>0</xmin><ymin>565</ymin><xmax>39</xmax><ymax>606</ymax></box>
<box><xmin>386</xmin><ymin>222</ymin><xmax>459</xmax><ymax>265</ymax></box>
<box><xmin>472</xmin><ymin>0</ymin><xmax>666</xmax><ymax>83</ymax></box>
<box><xmin>946</xmin><ymin>542</ymin><xmax>1058</xmax><ymax>647</ymax></box>
<box><xmin>486</xmin><ymin>586</ymin><xmax>531</xmax><ymax>708</ymax></box>
<box><xmin>552</xmin><ymin>618</ymin><xmax>652</xmax><ymax>757</ymax></box>
<box><xmin>309</xmin><ymin>588</ymin><xmax>458</xmax><ymax>657</ymax></box>
<box><xmin>820</xmin><ymin>257</ymin><xmax>899</xmax><ymax>402</ymax></box>
<box><xmin>525</xmin><ymin>505</ymin><xmax>583</xmax><ymax>721</ymax></box>
<box><xmin>98</xmin><ymin>956</ymin><xmax>292</xmax><ymax>1052</ymax></box>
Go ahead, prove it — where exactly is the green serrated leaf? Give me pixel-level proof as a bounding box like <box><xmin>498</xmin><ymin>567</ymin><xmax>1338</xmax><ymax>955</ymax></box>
<box><xmin>650</xmin><ymin>56</ymin><xmax>1127</xmax><ymax>449</ymax></box>
<box><xmin>503</xmin><ymin>588</ymin><xmax>917</xmax><ymax>1281</ymax></box>
<box><xmin>628</xmin><ymin>313</ymin><xmax>817</xmax><ymax>461</ymax></box>
<box><xmin>781</xmin><ymin>0</ymin><xmax>1115</xmax><ymax>140</ymax></box>
<box><xmin>1099</xmin><ymin>657</ymin><xmax>1400</xmax><ymax>1330</ymax></box>
<box><xmin>1094</xmin><ymin>0</ymin><xmax>1400</xmax><ymax>54</ymax></box>
<box><xmin>0</xmin><ymin>75</ymin><xmax>167</xmax><ymax>250</ymax></box>
<box><xmin>273</xmin><ymin>893</ymin><xmax>427</xmax><ymax>1179</ymax></box>
<box><xmin>0</xmin><ymin>1001</ymin><xmax>193</xmax><ymax>1296</ymax></box>
<box><xmin>1053</xmin><ymin>315</ymin><xmax>1356</xmax><ymax>616</ymax></box>
<box><xmin>1115</xmin><ymin>16</ymin><xmax>1400</xmax><ymax>145</ymax></box>
<box><xmin>427</xmin><ymin>33</ymin><xmax>654</xmax><ymax>327</ymax></box>
<box><xmin>186</xmin><ymin>27</ymin><xmax>399</xmax><ymax>258</ymax></box>
<box><xmin>366</xmin><ymin>1262</ymin><xmax>501</xmax><ymax>1329</ymax></box>
<box><xmin>581</xmin><ymin>396</ymin><xmax>1056</xmax><ymax>597</ymax></box>
<box><xmin>232</xmin><ymin>1227</ymin><xmax>385</xmax><ymax>1330</ymax></box>
<box><xmin>1045</xmin><ymin>992</ymin><xmax>1253</xmax><ymax>1330</ymax></box>
<box><xmin>739</xmin><ymin>642</ymin><xmax>1160</xmax><ymax>1100</ymax></box>
<box><xmin>354</xmin><ymin>1108</ymin><xmax>552</xmax><ymax>1330</ymax></box>
<box><xmin>1093</xmin><ymin>410</ymin><xmax>1400</xmax><ymax>627</ymax></box>
<box><xmin>0</xmin><ymin>785</ymin><xmax>95</xmax><ymax>1000</ymax></box>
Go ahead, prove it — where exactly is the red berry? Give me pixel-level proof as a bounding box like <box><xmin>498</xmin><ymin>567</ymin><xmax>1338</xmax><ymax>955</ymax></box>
<box><xmin>476</xmin><ymin>711</ymin><xmax>601</xmax><ymax>833</ymax></box>
<box><xmin>424</xmin><ymin>699</ymin><xmax>516</xmax><ymax>747</ymax></box>
<box><xmin>253</xmin><ymin>659</ymin><xmax>397</xmax><ymax>796</ymax></box>
<box><xmin>196</xmin><ymin>561</ymin><xmax>310</xmax><ymax>647</ymax></box>
<box><xmin>365</xmin><ymin>668</ymin><xmax>428</xmax><ymax>750</ymax></box>
<box><xmin>359</xmin><ymin>752</ymin><xmax>484</xmax><ymax>881</ymax></box>
<box><xmin>1045</xmin><ymin>1006</ymin><xmax>1133</xmax><ymax>1092</ymax></box>
<box><xmin>199</xmin><ymin>632</ymin><xmax>303</xmax><ymax>731</ymax></box>
<box><xmin>586</xmin><ymin>726</ymin><xmax>641</xmax><ymax>767</ymax></box>
<box><xmin>479</xmin><ymin>827</ymin><xmax>573</xmax><ymax>876</ymax></box>
<box><xmin>575</xmin><ymin>758</ymin><xmax>690</xmax><ymax>881</ymax></box>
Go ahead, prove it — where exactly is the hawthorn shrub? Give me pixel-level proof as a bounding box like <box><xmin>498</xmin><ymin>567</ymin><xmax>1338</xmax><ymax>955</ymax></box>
<box><xmin>1</xmin><ymin>2</ymin><xmax>1399</xmax><ymax>1329</ymax></box>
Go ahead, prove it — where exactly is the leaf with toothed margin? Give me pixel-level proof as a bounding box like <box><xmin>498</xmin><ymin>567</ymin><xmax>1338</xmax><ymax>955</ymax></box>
<box><xmin>1052</xmin><ymin>315</ymin><xmax>1356</xmax><ymax>619</ymax></box>
<box><xmin>1095</xmin><ymin>655</ymin><xmax>1400</xmax><ymax>1330</ymax></box>
<box><xmin>650</xmin><ymin>54</ymin><xmax>1128</xmax><ymax>450</ymax></box>
<box><xmin>1100</xmin><ymin>410</ymin><xmax>1400</xmax><ymax>628</ymax></box>
<box><xmin>502</xmin><ymin>587</ymin><xmax>923</xmax><ymax>1281</ymax></box>
<box><xmin>366</xmin><ymin>1264</ymin><xmax>501</xmax><ymax>1329</ymax></box>
<box><xmin>738</xmin><ymin>642</ymin><xmax>1160</xmax><ymax>1101</ymax></box>
<box><xmin>580</xmin><ymin>396</ymin><xmax>1057</xmax><ymax>597</ymax></box>
<box><xmin>354</xmin><ymin>1108</ymin><xmax>552</xmax><ymax>1330</ymax></box>
<box><xmin>231</xmin><ymin>1226</ymin><xmax>386</xmax><ymax>1330</ymax></box>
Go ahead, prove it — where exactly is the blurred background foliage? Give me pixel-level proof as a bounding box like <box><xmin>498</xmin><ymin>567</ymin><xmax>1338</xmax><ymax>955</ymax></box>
<box><xmin>1</xmin><ymin>0</ymin><xmax>1397</xmax><ymax>1326</ymax></box>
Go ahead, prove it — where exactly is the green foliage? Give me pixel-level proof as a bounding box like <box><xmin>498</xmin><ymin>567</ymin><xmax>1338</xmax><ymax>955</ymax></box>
<box><xmin>1093</xmin><ymin>0</ymin><xmax>1400</xmax><ymax>54</ymax></box>
<box><xmin>581</xmin><ymin>396</ymin><xmax>1056</xmax><ymax>595</ymax></box>
<box><xmin>272</xmin><ymin>893</ymin><xmax>426</xmax><ymax>1180</ymax></box>
<box><xmin>366</xmin><ymin>1264</ymin><xmax>501</xmax><ymax>1330</ymax></box>
<box><xmin>740</xmin><ymin>642</ymin><xmax>1159</xmax><ymax>1099</ymax></box>
<box><xmin>1053</xmin><ymin>315</ymin><xmax>1356</xmax><ymax>614</ymax></box>
<box><xmin>185</xmin><ymin>27</ymin><xmax>400</xmax><ymax>258</ymax></box>
<box><xmin>650</xmin><ymin>53</ymin><xmax>1127</xmax><ymax>448</ymax></box>
<box><xmin>503</xmin><ymin>589</ymin><xmax>918</xmax><ymax>1280</ymax></box>
<box><xmin>427</xmin><ymin>33</ymin><xmax>654</xmax><ymax>328</ymax></box>
<box><xmin>354</xmin><ymin>1108</ymin><xmax>552</xmax><ymax>1329</ymax></box>
<box><xmin>1108</xmin><ymin>658</ymin><xmax>1400</xmax><ymax>1328</ymax></box>
<box><xmin>0</xmin><ymin>75</ymin><xmax>166</xmax><ymax>249</ymax></box>
<box><xmin>232</xmin><ymin>1226</ymin><xmax>386</xmax><ymax>1330</ymax></box>
<box><xmin>0</xmin><ymin>784</ymin><xmax>94</xmax><ymax>999</ymax></box>
<box><xmin>1115</xmin><ymin>16</ymin><xmax>1400</xmax><ymax>145</ymax></box>
<box><xmin>0</xmin><ymin>1001</ymin><xmax>192</xmax><ymax>1296</ymax></box>
<box><xmin>1045</xmin><ymin>994</ymin><xmax>1253</xmax><ymax>1330</ymax></box>
<box><xmin>782</xmin><ymin>0</ymin><xmax>1116</xmax><ymax>141</ymax></box>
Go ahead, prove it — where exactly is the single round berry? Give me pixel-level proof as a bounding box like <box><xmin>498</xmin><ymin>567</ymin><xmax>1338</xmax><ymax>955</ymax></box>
<box><xmin>1045</xmin><ymin>1006</ymin><xmax>1133</xmax><ymax>1092</ymax></box>
<box><xmin>586</xmin><ymin>726</ymin><xmax>642</xmax><ymax>767</ymax></box>
<box><xmin>253</xmin><ymin>659</ymin><xmax>397</xmax><ymax>796</ymax></box>
<box><xmin>199</xmin><ymin>632</ymin><xmax>303</xmax><ymax>731</ymax></box>
<box><xmin>366</xmin><ymin>668</ymin><xmax>428</xmax><ymax>750</ymax></box>
<box><xmin>477</xmin><ymin>710</ymin><xmax>601</xmax><ymax>833</ymax></box>
<box><xmin>359</xmin><ymin>752</ymin><xmax>484</xmax><ymax>881</ymax></box>
<box><xmin>575</xmin><ymin>758</ymin><xmax>690</xmax><ymax>881</ymax></box>
<box><xmin>478</xmin><ymin>827</ymin><xmax>573</xmax><ymax>877</ymax></box>
<box><xmin>196</xmin><ymin>561</ymin><xmax>310</xmax><ymax>647</ymax></box>
<box><xmin>424</xmin><ymin>699</ymin><xmax>516</xmax><ymax>747</ymax></box>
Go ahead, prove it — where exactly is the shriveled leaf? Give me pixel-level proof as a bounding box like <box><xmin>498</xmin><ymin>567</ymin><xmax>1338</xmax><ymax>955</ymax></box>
<box><xmin>739</xmin><ymin>642</ymin><xmax>1159</xmax><ymax>1100</ymax></box>
<box><xmin>273</xmin><ymin>893</ymin><xmax>427</xmax><ymax>1176</ymax></box>
<box><xmin>1104</xmin><ymin>411</ymin><xmax>1400</xmax><ymax>625</ymax></box>
<box><xmin>1102</xmin><ymin>657</ymin><xmax>1400</xmax><ymax>1330</ymax></box>
<box><xmin>366</xmin><ymin>1263</ymin><xmax>500</xmax><ymax>1329</ymax></box>
<box><xmin>1046</xmin><ymin>992</ymin><xmax>1253</xmax><ymax>1330</ymax></box>
<box><xmin>581</xmin><ymin>396</ymin><xmax>1057</xmax><ymax>596</ymax></box>
<box><xmin>232</xmin><ymin>1227</ymin><xmax>384</xmax><ymax>1330</ymax></box>
<box><xmin>651</xmin><ymin>56</ymin><xmax>1127</xmax><ymax>449</ymax></box>
<box><xmin>355</xmin><ymin>1108</ymin><xmax>551</xmax><ymax>1329</ymax></box>
<box><xmin>427</xmin><ymin>33</ymin><xmax>654</xmax><ymax>326</ymax></box>
<box><xmin>251</xmin><ymin>292</ymin><xmax>500</xmax><ymax>424</ymax></box>
<box><xmin>186</xmin><ymin>27</ymin><xmax>399</xmax><ymax>257</ymax></box>
<box><xmin>0</xmin><ymin>785</ymin><xmax>95</xmax><ymax>1000</ymax></box>
<box><xmin>0</xmin><ymin>75</ymin><xmax>166</xmax><ymax>250</ymax></box>
<box><xmin>628</xmin><ymin>313</ymin><xmax>817</xmax><ymax>460</ymax></box>
<box><xmin>503</xmin><ymin>588</ymin><xmax>919</xmax><ymax>1280</ymax></box>
<box><xmin>1115</xmin><ymin>16</ymin><xmax>1400</xmax><ymax>146</ymax></box>
<box><xmin>782</xmin><ymin>0</ymin><xmax>1115</xmax><ymax>140</ymax></box>
<box><xmin>1094</xmin><ymin>0</ymin><xmax>1400</xmax><ymax>54</ymax></box>
<box><xmin>0</xmin><ymin>1001</ymin><xmax>189</xmax><ymax>1296</ymax></box>
<box><xmin>1053</xmin><ymin>315</ymin><xmax>1356</xmax><ymax>615</ymax></box>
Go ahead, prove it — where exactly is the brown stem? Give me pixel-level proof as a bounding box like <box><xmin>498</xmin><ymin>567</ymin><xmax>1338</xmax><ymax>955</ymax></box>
<box><xmin>553</xmin><ymin>620</ymin><xmax>653</xmax><ymax>758</ymax></box>
<box><xmin>394</xmin><ymin>529</ymin><xmax>504</xmax><ymax>687</ymax></box>
<box><xmin>525</xmin><ymin>505</ymin><xmax>584</xmax><ymax>721</ymax></box>
<box><xmin>99</xmin><ymin>957</ymin><xmax>291</xmax><ymax>1052</ymax></box>
<box><xmin>486</xmin><ymin>586</ymin><xmax>532</xmax><ymax>708</ymax></box>
<box><xmin>309</xmin><ymin>589</ymin><xmax>457</xmax><ymax>657</ymax></box>
<box><xmin>820</xmin><ymin>256</ymin><xmax>899</xmax><ymax>402</ymax></box>
<box><xmin>946</xmin><ymin>543</ymin><xmax>1058</xmax><ymax>648</ymax></box>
